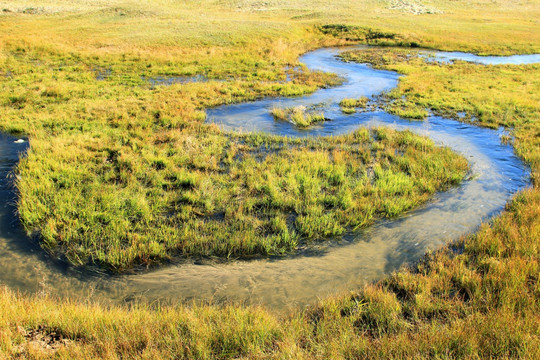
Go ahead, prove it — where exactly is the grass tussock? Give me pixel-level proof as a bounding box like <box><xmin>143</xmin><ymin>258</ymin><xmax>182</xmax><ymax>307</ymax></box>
<box><xmin>339</xmin><ymin>97</ymin><xmax>369</xmax><ymax>114</ymax></box>
<box><xmin>270</xmin><ymin>105</ymin><xmax>326</xmax><ymax>127</ymax></box>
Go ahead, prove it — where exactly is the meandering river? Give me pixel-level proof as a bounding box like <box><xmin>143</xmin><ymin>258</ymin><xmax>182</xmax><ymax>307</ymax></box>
<box><xmin>0</xmin><ymin>46</ymin><xmax>536</xmax><ymax>311</ymax></box>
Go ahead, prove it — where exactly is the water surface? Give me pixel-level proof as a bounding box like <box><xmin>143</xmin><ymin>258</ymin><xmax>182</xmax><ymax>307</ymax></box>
<box><xmin>420</xmin><ymin>50</ymin><xmax>540</xmax><ymax>65</ymax></box>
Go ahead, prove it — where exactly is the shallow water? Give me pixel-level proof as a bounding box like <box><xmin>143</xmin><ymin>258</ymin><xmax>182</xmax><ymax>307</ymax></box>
<box><xmin>0</xmin><ymin>46</ymin><xmax>536</xmax><ymax>311</ymax></box>
<box><xmin>420</xmin><ymin>50</ymin><xmax>540</xmax><ymax>65</ymax></box>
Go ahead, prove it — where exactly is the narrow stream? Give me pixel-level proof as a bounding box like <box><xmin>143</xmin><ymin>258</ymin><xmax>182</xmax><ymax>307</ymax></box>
<box><xmin>0</xmin><ymin>47</ymin><xmax>536</xmax><ymax>311</ymax></box>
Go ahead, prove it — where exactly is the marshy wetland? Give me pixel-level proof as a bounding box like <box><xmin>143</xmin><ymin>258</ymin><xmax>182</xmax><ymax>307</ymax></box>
<box><xmin>1</xmin><ymin>0</ymin><xmax>540</xmax><ymax>358</ymax></box>
<box><xmin>0</xmin><ymin>45</ymin><xmax>531</xmax><ymax>311</ymax></box>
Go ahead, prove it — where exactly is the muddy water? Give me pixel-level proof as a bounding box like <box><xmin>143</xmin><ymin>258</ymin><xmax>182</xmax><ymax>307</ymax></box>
<box><xmin>0</xmin><ymin>47</ymin><xmax>535</xmax><ymax>311</ymax></box>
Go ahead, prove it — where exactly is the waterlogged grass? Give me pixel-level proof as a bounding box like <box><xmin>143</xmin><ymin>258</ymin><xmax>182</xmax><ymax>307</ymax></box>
<box><xmin>271</xmin><ymin>105</ymin><xmax>326</xmax><ymax>127</ymax></box>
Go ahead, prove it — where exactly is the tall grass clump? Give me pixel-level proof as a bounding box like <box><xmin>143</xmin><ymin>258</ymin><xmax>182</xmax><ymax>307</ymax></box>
<box><xmin>271</xmin><ymin>105</ymin><xmax>326</xmax><ymax>127</ymax></box>
<box><xmin>339</xmin><ymin>96</ymin><xmax>369</xmax><ymax>114</ymax></box>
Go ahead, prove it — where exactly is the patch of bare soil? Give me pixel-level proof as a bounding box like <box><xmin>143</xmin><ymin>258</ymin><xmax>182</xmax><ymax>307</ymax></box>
<box><xmin>14</xmin><ymin>325</ymin><xmax>73</xmax><ymax>355</ymax></box>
